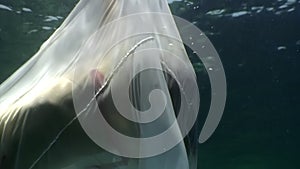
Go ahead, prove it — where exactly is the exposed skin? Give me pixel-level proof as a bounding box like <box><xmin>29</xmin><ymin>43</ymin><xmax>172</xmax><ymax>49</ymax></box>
<box><xmin>90</xmin><ymin>69</ymin><xmax>105</xmax><ymax>91</ymax></box>
<box><xmin>0</xmin><ymin>68</ymin><xmax>183</xmax><ymax>169</ymax></box>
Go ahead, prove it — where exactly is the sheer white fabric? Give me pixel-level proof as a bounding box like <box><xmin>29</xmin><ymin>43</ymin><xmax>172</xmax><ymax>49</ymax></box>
<box><xmin>0</xmin><ymin>1</ymin><xmax>198</xmax><ymax>169</ymax></box>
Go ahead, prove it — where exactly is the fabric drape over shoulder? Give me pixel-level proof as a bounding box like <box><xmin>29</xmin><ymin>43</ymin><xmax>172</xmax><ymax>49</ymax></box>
<box><xmin>0</xmin><ymin>0</ymin><xmax>199</xmax><ymax>169</ymax></box>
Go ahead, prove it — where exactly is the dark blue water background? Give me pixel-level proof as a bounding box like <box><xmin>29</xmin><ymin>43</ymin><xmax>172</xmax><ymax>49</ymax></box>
<box><xmin>0</xmin><ymin>0</ymin><xmax>299</xmax><ymax>168</ymax></box>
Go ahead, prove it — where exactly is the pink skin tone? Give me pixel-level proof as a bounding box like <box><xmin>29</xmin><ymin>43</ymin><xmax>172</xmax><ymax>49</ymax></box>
<box><xmin>90</xmin><ymin>69</ymin><xmax>105</xmax><ymax>90</ymax></box>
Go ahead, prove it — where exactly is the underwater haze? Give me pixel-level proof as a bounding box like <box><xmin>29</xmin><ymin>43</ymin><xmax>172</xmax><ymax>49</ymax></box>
<box><xmin>0</xmin><ymin>0</ymin><xmax>299</xmax><ymax>169</ymax></box>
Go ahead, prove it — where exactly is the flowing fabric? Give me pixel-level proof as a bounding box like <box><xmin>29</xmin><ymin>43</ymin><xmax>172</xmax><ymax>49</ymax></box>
<box><xmin>0</xmin><ymin>0</ymin><xmax>199</xmax><ymax>169</ymax></box>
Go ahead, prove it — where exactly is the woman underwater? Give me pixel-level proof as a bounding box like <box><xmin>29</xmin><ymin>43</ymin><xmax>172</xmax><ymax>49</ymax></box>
<box><xmin>0</xmin><ymin>0</ymin><xmax>199</xmax><ymax>168</ymax></box>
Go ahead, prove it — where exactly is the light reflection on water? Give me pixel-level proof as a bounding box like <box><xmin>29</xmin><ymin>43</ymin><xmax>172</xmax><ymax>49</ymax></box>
<box><xmin>0</xmin><ymin>1</ymin><xmax>300</xmax><ymax>169</ymax></box>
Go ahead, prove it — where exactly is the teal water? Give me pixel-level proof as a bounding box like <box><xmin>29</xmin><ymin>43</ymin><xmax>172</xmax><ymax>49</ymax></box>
<box><xmin>0</xmin><ymin>0</ymin><xmax>299</xmax><ymax>169</ymax></box>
